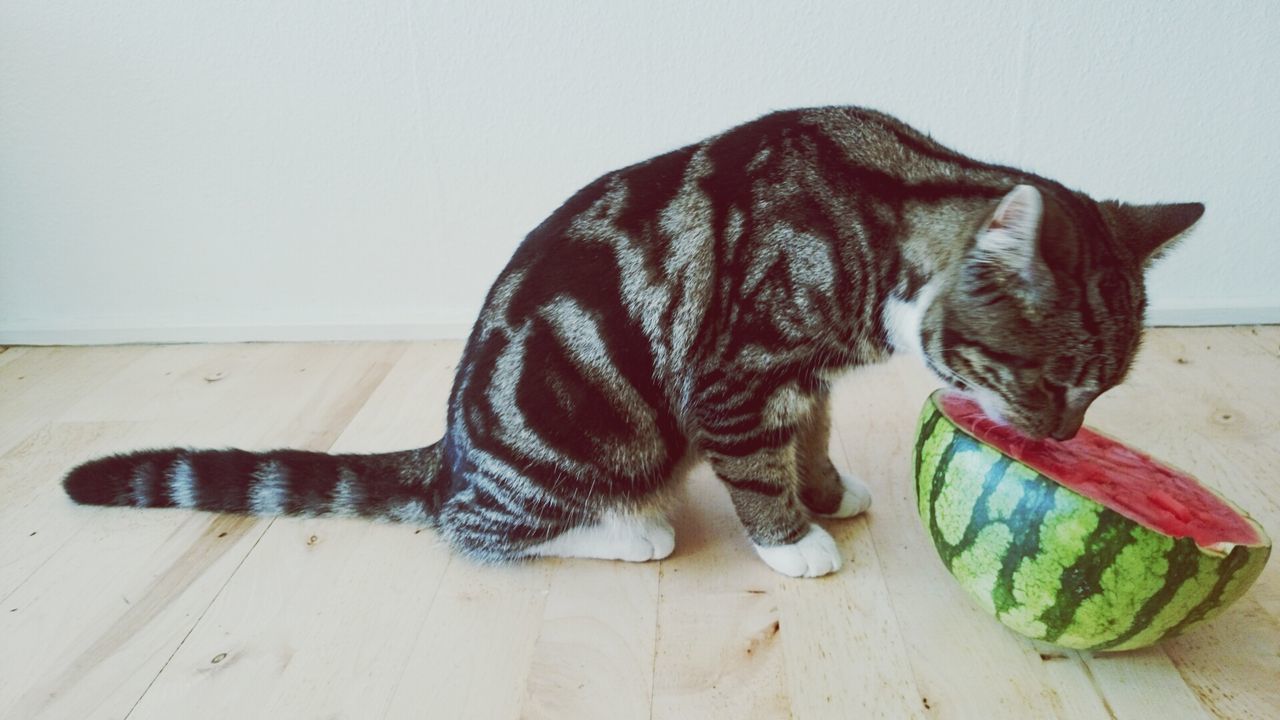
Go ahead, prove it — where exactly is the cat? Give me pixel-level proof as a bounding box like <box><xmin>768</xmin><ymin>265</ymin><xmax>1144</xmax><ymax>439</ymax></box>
<box><xmin>63</xmin><ymin>106</ymin><xmax>1203</xmax><ymax>578</ymax></box>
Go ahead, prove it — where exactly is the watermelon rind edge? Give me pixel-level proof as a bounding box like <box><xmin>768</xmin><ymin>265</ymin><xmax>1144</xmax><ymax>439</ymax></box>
<box><xmin>925</xmin><ymin>390</ymin><xmax>1271</xmax><ymax>552</ymax></box>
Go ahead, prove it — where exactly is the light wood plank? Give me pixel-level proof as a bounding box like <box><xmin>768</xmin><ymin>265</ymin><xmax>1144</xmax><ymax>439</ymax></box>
<box><xmin>650</xmin><ymin>466</ymin><xmax>792</xmax><ymax>720</ymax></box>
<box><xmin>1240</xmin><ymin>325</ymin><xmax>1280</xmax><ymax>359</ymax></box>
<box><xmin>127</xmin><ymin>341</ymin><xmax>458</xmax><ymax>719</ymax></box>
<box><xmin>0</xmin><ymin>345</ymin><xmax>22</xmax><ymax>369</ymax></box>
<box><xmin>0</xmin><ymin>343</ymin><xmax>402</xmax><ymax>603</ymax></box>
<box><xmin>778</xmin><ymin>429</ymin><xmax>924</xmax><ymax>720</ymax></box>
<box><xmin>1036</xmin><ymin>650</ymin><xmax>1119</xmax><ymax>720</ymax></box>
<box><xmin>521</xmin><ymin>559</ymin><xmax>659</xmax><ymax>720</ymax></box>
<box><xmin>0</xmin><ymin>345</ymin><xmax>147</xmax><ymax>456</ymax></box>
<box><xmin>0</xmin><ymin>421</ymin><xmax>142</xmax><ymax>600</ymax></box>
<box><xmin>380</xmin><ymin>559</ymin><xmax>554</xmax><ymax>719</ymax></box>
<box><xmin>2</xmin><ymin>509</ymin><xmax>267</xmax><ymax>720</ymax></box>
<box><xmin>1162</xmin><ymin>597</ymin><xmax>1280</xmax><ymax>720</ymax></box>
<box><xmin>0</xmin><ymin>343</ymin><xmax>402</xmax><ymax>719</ymax></box>
<box><xmin>0</xmin><ymin>344</ymin><xmax>285</xmax><ymax>602</ymax></box>
<box><xmin>1085</xmin><ymin>648</ymin><xmax>1212</xmax><ymax>720</ymax></box>
<box><xmin>125</xmin><ymin>517</ymin><xmax>452</xmax><ymax>720</ymax></box>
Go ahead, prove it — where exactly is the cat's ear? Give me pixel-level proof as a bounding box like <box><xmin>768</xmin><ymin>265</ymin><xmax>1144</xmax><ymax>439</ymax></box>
<box><xmin>1099</xmin><ymin>200</ymin><xmax>1205</xmax><ymax>266</ymax></box>
<box><xmin>975</xmin><ymin>185</ymin><xmax>1043</xmax><ymax>272</ymax></box>
<box><xmin>969</xmin><ymin>185</ymin><xmax>1050</xmax><ymax>304</ymax></box>
<box><xmin>987</xmin><ymin>184</ymin><xmax>1043</xmax><ymax>239</ymax></box>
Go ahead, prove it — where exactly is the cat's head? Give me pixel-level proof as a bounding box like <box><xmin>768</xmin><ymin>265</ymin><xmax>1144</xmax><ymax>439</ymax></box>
<box><xmin>921</xmin><ymin>184</ymin><xmax>1203</xmax><ymax>440</ymax></box>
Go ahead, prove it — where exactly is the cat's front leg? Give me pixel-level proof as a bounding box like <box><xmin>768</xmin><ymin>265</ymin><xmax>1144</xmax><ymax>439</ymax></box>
<box><xmin>700</xmin><ymin>424</ymin><xmax>843</xmax><ymax>578</ymax></box>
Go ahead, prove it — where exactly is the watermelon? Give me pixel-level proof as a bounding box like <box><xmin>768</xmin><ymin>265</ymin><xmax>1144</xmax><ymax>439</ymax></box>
<box><xmin>914</xmin><ymin>390</ymin><xmax>1270</xmax><ymax>651</ymax></box>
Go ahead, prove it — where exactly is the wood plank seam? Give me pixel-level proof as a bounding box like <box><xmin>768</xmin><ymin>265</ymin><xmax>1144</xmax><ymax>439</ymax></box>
<box><xmin>1072</xmin><ymin>653</ymin><xmax>1119</xmax><ymax>720</ymax></box>
<box><xmin>1</xmin><ymin>507</ymin><xmax>84</xmax><ymax>605</ymax></box>
<box><xmin>827</xmin><ymin>412</ymin><xmax>931</xmax><ymax>714</ymax></box>
<box><xmin>121</xmin><ymin>517</ymin><xmax>278</xmax><ymax>720</ymax></box>
<box><xmin>647</xmin><ymin>563</ymin><xmax>665</xmax><ymax>720</ymax></box>
<box><xmin>376</xmin><ymin>555</ymin><xmax>456</xmax><ymax>720</ymax></box>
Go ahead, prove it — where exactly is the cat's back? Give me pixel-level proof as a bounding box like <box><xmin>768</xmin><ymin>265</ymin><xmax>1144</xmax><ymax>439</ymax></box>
<box><xmin>794</xmin><ymin>106</ymin><xmax>1011</xmax><ymax>184</ymax></box>
<box><xmin>475</xmin><ymin>106</ymin><xmax>1006</xmax><ymax>320</ymax></box>
<box><xmin>510</xmin><ymin>106</ymin><xmax>982</xmax><ymax>253</ymax></box>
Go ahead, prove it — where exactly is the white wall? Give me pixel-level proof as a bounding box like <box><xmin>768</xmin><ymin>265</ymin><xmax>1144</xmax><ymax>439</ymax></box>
<box><xmin>2</xmin><ymin>1</ymin><xmax>1277</xmax><ymax>344</ymax></box>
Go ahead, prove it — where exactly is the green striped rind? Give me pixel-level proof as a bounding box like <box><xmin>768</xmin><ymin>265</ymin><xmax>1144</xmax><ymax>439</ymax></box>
<box><xmin>912</xmin><ymin>392</ymin><xmax>1272</xmax><ymax>652</ymax></box>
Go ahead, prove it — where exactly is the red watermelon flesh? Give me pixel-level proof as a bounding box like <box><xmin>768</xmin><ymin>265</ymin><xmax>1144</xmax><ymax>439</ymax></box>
<box><xmin>939</xmin><ymin>392</ymin><xmax>1263</xmax><ymax>551</ymax></box>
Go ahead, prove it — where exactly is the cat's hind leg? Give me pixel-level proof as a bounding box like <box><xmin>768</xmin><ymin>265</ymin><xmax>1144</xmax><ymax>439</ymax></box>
<box><xmin>436</xmin><ymin>476</ymin><xmax>678</xmax><ymax>564</ymax></box>
<box><xmin>525</xmin><ymin>510</ymin><xmax>675</xmax><ymax>562</ymax></box>
<box><xmin>814</xmin><ymin>472</ymin><xmax>872</xmax><ymax>519</ymax></box>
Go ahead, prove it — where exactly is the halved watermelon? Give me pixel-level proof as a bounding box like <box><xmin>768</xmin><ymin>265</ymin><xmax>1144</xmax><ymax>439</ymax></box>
<box><xmin>914</xmin><ymin>390</ymin><xmax>1270</xmax><ymax>651</ymax></box>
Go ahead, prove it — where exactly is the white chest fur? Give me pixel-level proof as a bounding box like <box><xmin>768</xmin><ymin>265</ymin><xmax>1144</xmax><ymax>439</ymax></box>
<box><xmin>882</xmin><ymin>281</ymin><xmax>941</xmax><ymax>359</ymax></box>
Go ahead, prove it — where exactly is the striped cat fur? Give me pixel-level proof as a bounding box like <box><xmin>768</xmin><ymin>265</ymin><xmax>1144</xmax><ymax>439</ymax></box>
<box><xmin>65</xmin><ymin>107</ymin><xmax>1203</xmax><ymax>577</ymax></box>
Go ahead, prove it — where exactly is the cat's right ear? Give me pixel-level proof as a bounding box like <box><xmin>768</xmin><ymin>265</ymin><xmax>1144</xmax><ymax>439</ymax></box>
<box><xmin>975</xmin><ymin>185</ymin><xmax>1043</xmax><ymax>273</ymax></box>
<box><xmin>1099</xmin><ymin>200</ymin><xmax>1205</xmax><ymax>266</ymax></box>
<box><xmin>968</xmin><ymin>185</ymin><xmax>1051</xmax><ymax>305</ymax></box>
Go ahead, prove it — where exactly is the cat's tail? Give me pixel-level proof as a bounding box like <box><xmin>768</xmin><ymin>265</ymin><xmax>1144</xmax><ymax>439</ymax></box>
<box><xmin>62</xmin><ymin>443</ymin><xmax>449</xmax><ymax>524</ymax></box>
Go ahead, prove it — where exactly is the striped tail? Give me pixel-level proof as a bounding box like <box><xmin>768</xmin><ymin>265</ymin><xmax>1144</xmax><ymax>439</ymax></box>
<box><xmin>63</xmin><ymin>443</ymin><xmax>448</xmax><ymax>524</ymax></box>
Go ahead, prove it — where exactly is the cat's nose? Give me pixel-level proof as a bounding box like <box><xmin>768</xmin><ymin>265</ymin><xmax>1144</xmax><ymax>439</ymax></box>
<box><xmin>1050</xmin><ymin>413</ymin><xmax>1085</xmax><ymax>441</ymax></box>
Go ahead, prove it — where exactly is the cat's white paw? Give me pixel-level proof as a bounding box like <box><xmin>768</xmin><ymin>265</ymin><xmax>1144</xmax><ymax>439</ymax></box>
<box><xmin>818</xmin><ymin>472</ymin><xmax>873</xmax><ymax>519</ymax></box>
<box><xmin>754</xmin><ymin>523</ymin><xmax>842</xmax><ymax>578</ymax></box>
<box><xmin>630</xmin><ymin>515</ymin><xmax>676</xmax><ymax>561</ymax></box>
<box><xmin>527</xmin><ymin>512</ymin><xmax>675</xmax><ymax>562</ymax></box>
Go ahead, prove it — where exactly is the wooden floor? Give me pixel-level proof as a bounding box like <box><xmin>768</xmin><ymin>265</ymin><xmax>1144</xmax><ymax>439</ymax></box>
<box><xmin>0</xmin><ymin>327</ymin><xmax>1276</xmax><ymax>719</ymax></box>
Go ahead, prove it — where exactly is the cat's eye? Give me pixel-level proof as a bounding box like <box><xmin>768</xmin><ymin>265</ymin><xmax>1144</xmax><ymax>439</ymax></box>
<box><xmin>977</xmin><ymin>345</ymin><xmax>1039</xmax><ymax>370</ymax></box>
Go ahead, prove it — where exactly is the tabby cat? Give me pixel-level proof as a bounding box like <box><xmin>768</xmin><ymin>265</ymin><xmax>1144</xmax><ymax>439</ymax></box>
<box><xmin>64</xmin><ymin>107</ymin><xmax>1203</xmax><ymax>578</ymax></box>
